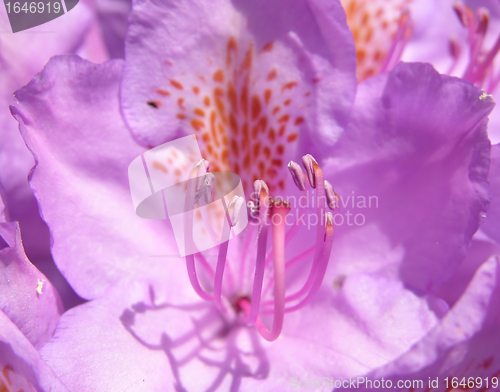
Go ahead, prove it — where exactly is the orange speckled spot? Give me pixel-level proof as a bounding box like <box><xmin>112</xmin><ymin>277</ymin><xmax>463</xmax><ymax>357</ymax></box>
<box><xmin>218</xmin><ymin>124</ymin><xmax>225</xmax><ymax>135</ymax></box>
<box><xmin>191</xmin><ymin>119</ymin><xmax>204</xmax><ymax>131</ymax></box>
<box><xmin>165</xmin><ymin>60</ymin><xmax>173</xmax><ymax>66</ymax></box>
<box><xmin>227</xmin><ymin>36</ymin><xmax>238</xmax><ymax>67</ymax></box>
<box><xmin>272</xmin><ymin>106</ymin><xmax>280</xmax><ymax>115</ymax></box>
<box><xmin>284</xmin><ymin>99</ymin><xmax>291</xmax><ymax>106</ymax></box>
<box><xmin>155</xmin><ymin>89</ymin><xmax>170</xmax><ymax>96</ymax></box>
<box><xmin>253</xmin><ymin>143</ymin><xmax>261</xmax><ymax>157</ymax></box>
<box><xmin>258</xmin><ymin>161</ymin><xmax>265</xmax><ymax>176</ymax></box>
<box><xmin>264</xmin><ymin>89</ymin><xmax>272</xmax><ymax>105</ymax></box>
<box><xmin>365</xmin><ymin>27</ymin><xmax>373</xmax><ymax>42</ymax></box>
<box><xmin>276</xmin><ymin>145</ymin><xmax>284</xmax><ymax>154</ymax></box>
<box><xmin>240</xmin><ymin>85</ymin><xmax>249</xmax><ymax>116</ymax></box>
<box><xmin>258</xmin><ymin>117</ymin><xmax>268</xmax><ymax>133</ymax></box>
<box><xmin>312</xmin><ymin>77</ymin><xmax>321</xmax><ymax>83</ymax></box>
<box><xmin>194</xmin><ymin>108</ymin><xmax>205</xmax><ymax>117</ymax></box>
<box><xmin>213</xmin><ymin>69</ymin><xmax>224</xmax><ymax>83</ymax></box>
<box><xmin>229</xmin><ymin>113</ymin><xmax>238</xmax><ymax>135</ymax></box>
<box><xmin>231</xmin><ymin>139</ymin><xmax>239</xmax><ymax>157</ymax></box>
<box><xmin>222</xmin><ymin>149</ymin><xmax>229</xmax><ymax>164</ymax></box>
<box><xmin>267</xmin><ymin>168</ymin><xmax>277</xmax><ymax>178</ymax></box>
<box><xmin>177</xmin><ymin>113</ymin><xmax>186</xmax><ymax>120</ymax></box>
<box><xmin>282</xmin><ymin>82</ymin><xmax>297</xmax><ymax>92</ymax></box>
<box><xmin>242</xmin><ymin>44</ymin><xmax>253</xmax><ymax>70</ymax></box>
<box><xmin>170</xmin><ymin>79</ymin><xmax>184</xmax><ymax>90</ymax></box>
<box><xmin>210</xmin><ymin>111</ymin><xmax>220</xmax><ymax>147</ymax></box>
<box><xmin>268</xmin><ymin>128</ymin><xmax>276</xmax><ymax>143</ymax></box>
<box><xmin>243</xmin><ymin>154</ymin><xmax>250</xmax><ymax>169</ymax></box>
<box><xmin>263</xmin><ymin>42</ymin><xmax>274</xmax><ymax>52</ymax></box>
<box><xmin>178</xmin><ymin>98</ymin><xmax>186</xmax><ymax>110</ymax></box>
<box><xmin>1</xmin><ymin>380</ymin><xmax>8</xmax><ymax>392</ymax></box>
<box><xmin>278</xmin><ymin>114</ymin><xmax>290</xmax><ymax>123</ymax></box>
<box><xmin>153</xmin><ymin>161</ymin><xmax>168</xmax><ymax>173</ymax></box>
<box><xmin>192</xmin><ymin>86</ymin><xmax>200</xmax><ymax>94</ymax></box>
<box><xmin>207</xmin><ymin>144</ymin><xmax>214</xmax><ymax>155</ymax></box>
<box><xmin>272</xmin><ymin>159</ymin><xmax>282</xmax><ymax>167</ymax></box>
<box><xmin>202</xmin><ymin>133</ymin><xmax>210</xmax><ymax>143</ymax></box>
<box><xmin>304</xmin><ymin>92</ymin><xmax>311</xmax><ymax>97</ymax></box>
<box><xmin>228</xmin><ymin>83</ymin><xmax>238</xmax><ymax>113</ymax></box>
<box><xmin>252</xmin><ymin>124</ymin><xmax>260</xmax><ymax>139</ymax></box>
<box><xmin>251</xmin><ymin>95</ymin><xmax>261</xmax><ymax>120</ymax></box>
<box><xmin>203</xmin><ymin>97</ymin><xmax>210</xmax><ymax>108</ymax></box>
<box><xmin>295</xmin><ymin>117</ymin><xmax>305</xmax><ymax>125</ymax></box>
<box><xmin>242</xmin><ymin>123</ymin><xmax>249</xmax><ymax>144</ymax></box>
<box><xmin>263</xmin><ymin>147</ymin><xmax>271</xmax><ymax>159</ymax></box>
<box><xmin>267</xmin><ymin>69</ymin><xmax>277</xmax><ymax>81</ymax></box>
<box><xmin>278</xmin><ymin>125</ymin><xmax>286</xmax><ymax>136</ymax></box>
<box><xmin>287</xmin><ymin>133</ymin><xmax>298</xmax><ymax>142</ymax></box>
<box><xmin>278</xmin><ymin>180</ymin><xmax>285</xmax><ymax>189</ymax></box>
<box><xmin>214</xmin><ymin>87</ymin><xmax>224</xmax><ymax>97</ymax></box>
<box><xmin>215</xmin><ymin>98</ymin><xmax>227</xmax><ymax>124</ymax></box>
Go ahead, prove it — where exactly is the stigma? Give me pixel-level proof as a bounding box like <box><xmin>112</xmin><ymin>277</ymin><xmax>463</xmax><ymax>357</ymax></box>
<box><xmin>183</xmin><ymin>154</ymin><xmax>336</xmax><ymax>342</ymax></box>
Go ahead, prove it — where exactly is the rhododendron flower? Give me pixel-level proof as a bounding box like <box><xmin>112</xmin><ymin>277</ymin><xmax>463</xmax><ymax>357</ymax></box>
<box><xmin>5</xmin><ymin>0</ymin><xmax>498</xmax><ymax>390</ymax></box>
<box><xmin>10</xmin><ymin>9</ymin><xmax>496</xmax><ymax>392</ymax></box>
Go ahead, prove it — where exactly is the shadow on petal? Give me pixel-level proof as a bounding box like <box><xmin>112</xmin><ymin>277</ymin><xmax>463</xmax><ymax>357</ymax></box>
<box><xmin>120</xmin><ymin>285</ymin><xmax>269</xmax><ymax>392</ymax></box>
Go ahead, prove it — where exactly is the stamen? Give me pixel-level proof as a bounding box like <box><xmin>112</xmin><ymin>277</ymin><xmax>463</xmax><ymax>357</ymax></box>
<box><xmin>283</xmin><ymin>212</ymin><xmax>334</xmax><ymax>312</ymax></box>
<box><xmin>324</xmin><ymin>180</ymin><xmax>340</xmax><ymax>210</ymax></box>
<box><xmin>380</xmin><ymin>9</ymin><xmax>412</xmax><ymax>73</ymax></box>
<box><xmin>253</xmin><ymin>199</ymin><xmax>290</xmax><ymax>341</ymax></box>
<box><xmin>278</xmin><ymin>155</ymin><xmax>327</xmax><ymax>304</ymax></box>
<box><xmin>248</xmin><ymin>181</ymin><xmax>270</xmax><ymax>326</ymax></box>
<box><xmin>453</xmin><ymin>2</ymin><xmax>473</xmax><ymax>28</ymax></box>
<box><xmin>288</xmin><ymin>161</ymin><xmax>307</xmax><ymax>191</ymax></box>
<box><xmin>227</xmin><ymin>195</ymin><xmax>245</xmax><ymax>226</ymax></box>
<box><xmin>301</xmin><ymin>154</ymin><xmax>317</xmax><ymax>188</ymax></box>
<box><xmin>185</xmin><ymin>159</ymin><xmax>213</xmax><ymax>301</ymax></box>
<box><xmin>447</xmin><ymin>37</ymin><xmax>462</xmax><ymax>75</ymax></box>
<box><xmin>213</xmin><ymin>196</ymin><xmax>233</xmax><ymax>311</ymax></box>
<box><xmin>464</xmin><ymin>8</ymin><xmax>489</xmax><ymax>81</ymax></box>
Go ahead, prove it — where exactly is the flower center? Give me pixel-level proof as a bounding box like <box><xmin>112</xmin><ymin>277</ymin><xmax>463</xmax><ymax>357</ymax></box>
<box><xmin>183</xmin><ymin>154</ymin><xmax>337</xmax><ymax>341</ymax></box>
<box><xmin>340</xmin><ymin>0</ymin><xmax>413</xmax><ymax>81</ymax></box>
